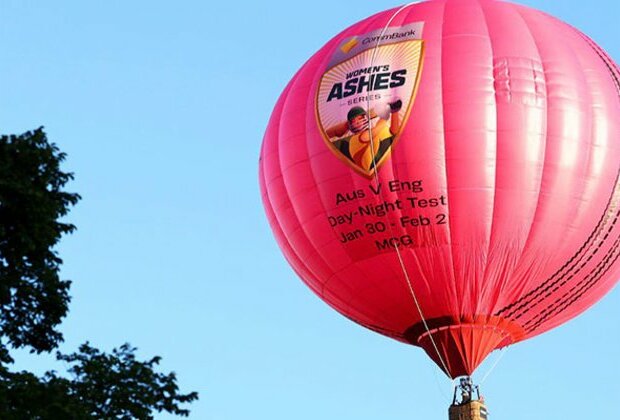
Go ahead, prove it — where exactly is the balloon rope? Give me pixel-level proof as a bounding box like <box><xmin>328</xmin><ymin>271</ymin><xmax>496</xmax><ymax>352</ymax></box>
<box><xmin>365</xmin><ymin>1</ymin><xmax>451</xmax><ymax>378</ymax></box>
<box><xmin>479</xmin><ymin>347</ymin><xmax>507</xmax><ymax>385</ymax></box>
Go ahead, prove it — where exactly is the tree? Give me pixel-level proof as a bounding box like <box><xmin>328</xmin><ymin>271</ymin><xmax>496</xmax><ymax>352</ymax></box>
<box><xmin>0</xmin><ymin>343</ymin><xmax>198</xmax><ymax>419</ymax></box>
<box><xmin>0</xmin><ymin>128</ymin><xmax>77</xmax><ymax>357</ymax></box>
<box><xmin>0</xmin><ymin>128</ymin><xmax>197</xmax><ymax>418</ymax></box>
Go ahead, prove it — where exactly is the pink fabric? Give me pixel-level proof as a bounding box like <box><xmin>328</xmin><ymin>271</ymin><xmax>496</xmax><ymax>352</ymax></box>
<box><xmin>259</xmin><ymin>0</ymin><xmax>620</xmax><ymax>378</ymax></box>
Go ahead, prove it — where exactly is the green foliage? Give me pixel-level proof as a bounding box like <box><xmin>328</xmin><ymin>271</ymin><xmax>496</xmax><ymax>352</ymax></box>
<box><xmin>0</xmin><ymin>127</ymin><xmax>79</xmax><ymax>355</ymax></box>
<box><xmin>60</xmin><ymin>343</ymin><xmax>199</xmax><ymax>418</ymax></box>
<box><xmin>0</xmin><ymin>128</ymin><xmax>198</xmax><ymax>418</ymax></box>
<box><xmin>0</xmin><ymin>368</ymin><xmax>89</xmax><ymax>419</ymax></box>
<box><xmin>0</xmin><ymin>344</ymin><xmax>198</xmax><ymax>419</ymax></box>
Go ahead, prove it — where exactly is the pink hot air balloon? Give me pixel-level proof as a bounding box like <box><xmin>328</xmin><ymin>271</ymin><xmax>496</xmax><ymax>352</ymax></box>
<box><xmin>259</xmin><ymin>0</ymin><xmax>620</xmax><ymax>380</ymax></box>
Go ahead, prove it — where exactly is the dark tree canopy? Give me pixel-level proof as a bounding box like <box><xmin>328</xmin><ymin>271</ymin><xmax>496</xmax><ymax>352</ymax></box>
<box><xmin>0</xmin><ymin>127</ymin><xmax>78</xmax><ymax>356</ymax></box>
<box><xmin>0</xmin><ymin>368</ymin><xmax>87</xmax><ymax>419</ymax></box>
<box><xmin>58</xmin><ymin>343</ymin><xmax>199</xmax><ymax>418</ymax></box>
<box><xmin>0</xmin><ymin>344</ymin><xmax>198</xmax><ymax>419</ymax></box>
<box><xmin>0</xmin><ymin>128</ymin><xmax>198</xmax><ymax>417</ymax></box>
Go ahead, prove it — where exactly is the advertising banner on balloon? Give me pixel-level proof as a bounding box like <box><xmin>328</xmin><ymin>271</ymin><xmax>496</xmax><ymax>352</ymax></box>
<box><xmin>315</xmin><ymin>23</ymin><xmax>425</xmax><ymax>178</ymax></box>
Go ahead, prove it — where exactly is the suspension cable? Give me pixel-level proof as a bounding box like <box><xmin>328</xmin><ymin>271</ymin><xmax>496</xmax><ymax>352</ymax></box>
<box><xmin>364</xmin><ymin>1</ymin><xmax>451</xmax><ymax>377</ymax></box>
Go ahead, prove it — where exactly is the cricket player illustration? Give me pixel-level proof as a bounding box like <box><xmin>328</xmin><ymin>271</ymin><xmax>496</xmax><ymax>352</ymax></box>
<box><xmin>325</xmin><ymin>98</ymin><xmax>403</xmax><ymax>172</ymax></box>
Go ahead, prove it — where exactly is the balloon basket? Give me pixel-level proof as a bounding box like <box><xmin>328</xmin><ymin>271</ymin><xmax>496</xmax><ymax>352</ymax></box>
<box><xmin>449</xmin><ymin>400</ymin><xmax>488</xmax><ymax>420</ymax></box>
<box><xmin>448</xmin><ymin>377</ymin><xmax>488</xmax><ymax>420</ymax></box>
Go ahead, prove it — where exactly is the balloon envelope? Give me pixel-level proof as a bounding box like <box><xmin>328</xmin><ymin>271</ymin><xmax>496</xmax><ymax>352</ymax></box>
<box><xmin>259</xmin><ymin>0</ymin><xmax>620</xmax><ymax>378</ymax></box>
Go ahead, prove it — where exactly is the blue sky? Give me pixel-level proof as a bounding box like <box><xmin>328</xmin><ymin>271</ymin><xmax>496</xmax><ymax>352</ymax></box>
<box><xmin>1</xmin><ymin>0</ymin><xmax>618</xmax><ymax>419</ymax></box>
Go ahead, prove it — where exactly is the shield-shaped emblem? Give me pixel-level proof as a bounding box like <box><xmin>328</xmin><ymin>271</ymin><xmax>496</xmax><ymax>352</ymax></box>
<box><xmin>315</xmin><ymin>24</ymin><xmax>425</xmax><ymax>178</ymax></box>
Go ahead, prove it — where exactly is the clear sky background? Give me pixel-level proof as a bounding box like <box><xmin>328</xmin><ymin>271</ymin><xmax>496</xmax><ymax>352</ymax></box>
<box><xmin>1</xmin><ymin>0</ymin><xmax>618</xmax><ymax>419</ymax></box>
